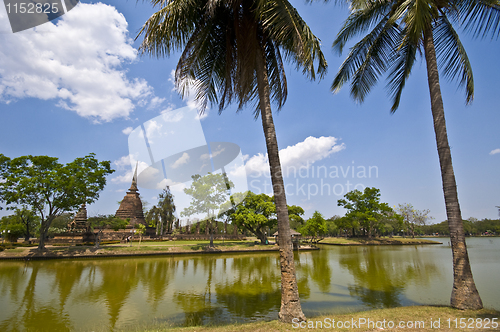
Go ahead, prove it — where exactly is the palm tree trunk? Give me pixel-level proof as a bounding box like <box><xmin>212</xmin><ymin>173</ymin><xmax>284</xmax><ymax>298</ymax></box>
<box><xmin>423</xmin><ymin>26</ymin><xmax>482</xmax><ymax>310</ymax></box>
<box><xmin>255</xmin><ymin>44</ymin><xmax>305</xmax><ymax>323</ymax></box>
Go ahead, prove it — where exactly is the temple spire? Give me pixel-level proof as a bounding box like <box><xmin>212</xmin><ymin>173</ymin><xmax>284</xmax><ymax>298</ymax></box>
<box><xmin>130</xmin><ymin>162</ymin><xmax>138</xmax><ymax>192</ymax></box>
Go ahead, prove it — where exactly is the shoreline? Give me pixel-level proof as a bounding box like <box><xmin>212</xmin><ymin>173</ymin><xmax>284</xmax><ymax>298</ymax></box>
<box><xmin>317</xmin><ymin>237</ymin><xmax>442</xmax><ymax>246</ymax></box>
<box><xmin>0</xmin><ymin>237</ymin><xmax>445</xmax><ymax>261</ymax></box>
<box><xmin>0</xmin><ymin>243</ymin><xmax>319</xmax><ymax>261</ymax></box>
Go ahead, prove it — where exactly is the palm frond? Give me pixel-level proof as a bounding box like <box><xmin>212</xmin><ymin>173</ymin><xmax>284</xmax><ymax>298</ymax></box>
<box><xmin>333</xmin><ymin>0</ymin><xmax>393</xmax><ymax>54</ymax></box>
<box><xmin>401</xmin><ymin>0</ymin><xmax>438</xmax><ymax>46</ymax></box>
<box><xmin>176</xmin><ymin>7</ymin><xmax>236</xmax><ymax>113</ymax></box>
<box><xmin>386</xmin><ymin>29</ymin><xmax>418</xmax><ymax>112</ymax></box>
<box><xmin>458</xmin><ymin>0</ymin><xmax>500</xmax><ymax>38</ymax></box>
<box><xmin>433</xmin><ymin>15</ymin><xmax>474</xmax><ymax>103</ymax></box>
<box><xmin>138</xmin><ymin>0</ymin><xmax>204</xmax><ymax>57</ymax></box>
<box><xmin>260</xmin><ymin>0</ymin><xmax>327</xmax><ymax>80</ymax></box>
<box><xmin>350</xmin><ymin>22</ymin><xmax>401</xmax><ymax>102</ymax></box>
<box><xmin>332</xmin><ymin>16</ymin><xmax>399</xmax><ymax>102</ymax></box>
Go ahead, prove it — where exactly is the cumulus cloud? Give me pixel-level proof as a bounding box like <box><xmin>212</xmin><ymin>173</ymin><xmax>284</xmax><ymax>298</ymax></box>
<box><xmin>231</xmin><ymin>136</ymin><xmax>345</xmax><ymax>178</ymax></box>
<box><xmin>171</xmin><ymin>152</ymin><xmax>190</xmax><ymax>169</ymax></box>
<box><xmin>111</xmin><ymin>154</ymin><xmax>148</xmax><ymax>184</ymax></box>
<box><xmin>490</xmin><ymin>149</ymin><xmax>500</xmax><ymax>155</ymax></box>
<box><xmin>0</xmin><ymin>3</ymin><xmax>154</xmax><ymax>122</ymax></box>
<box><xmin>122</xmin><ymin>127</ymin><xmax>134</xmax><ymax>135</ymax></box>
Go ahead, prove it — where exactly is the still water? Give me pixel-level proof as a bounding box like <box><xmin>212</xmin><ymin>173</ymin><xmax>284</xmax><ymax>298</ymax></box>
<box><xmin>0</xmin><ymin>238</ymin><xmax>498</xmax><ymax>331</ymax></box>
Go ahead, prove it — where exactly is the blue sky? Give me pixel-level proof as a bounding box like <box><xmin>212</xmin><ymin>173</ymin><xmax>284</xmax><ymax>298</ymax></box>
<box><xmin>0</xmin><ymin>0</ymin><xmax>499</xmax><ymax>223</ymax></box>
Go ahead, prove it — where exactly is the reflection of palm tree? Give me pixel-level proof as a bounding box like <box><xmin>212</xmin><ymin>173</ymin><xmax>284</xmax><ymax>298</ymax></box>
<box><xmin>173</xmin><ymin>291</ymin><xmax>225</xmax><ymax>326</ymax></box>
<box><xmin>298</xmin><ymin>250</ymin><xmax>332</xmax><ymax>293</ymax></box>
<box><xmin>138</xmin><ymin>259</ymin><xmax>178</xmax><ymax>312</ymax></box>
<box><xmin>215</xmin><ymin>255</ymin><xmax>281</xmax><ymax>318</ymax></box>
<box><xmin>173</xmin><ymin>257</ymin><xmax>220</xmax><ymax>326</ymax></box>
<box><xmin>82</xmin><ymin>260</ymin><xmax>142</xmax><ymax>329</ymax></box>
<box><xmin>338</xmin><ymin>247</ymin><xmax>440</xmax><ymax>308</ymax></box>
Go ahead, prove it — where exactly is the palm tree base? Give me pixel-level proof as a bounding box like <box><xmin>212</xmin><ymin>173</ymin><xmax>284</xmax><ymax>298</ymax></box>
<box><xmin>277</xmin><ymin>249</ymin><xmax>306</xmax><ymax>323</ymax></box>
<box><xmin>278</xmin><ymin>302</ymin><xmax>306</xmax><ymax>323</ymax></box>
<box><xmin>451</xmin><ymin>289</ymin><xmax>483</xmax><ymax>310</ymax></box>
<box><xmin>450</xmin><ymin>242</ymin><xmax>483</xmax><ymax>310</ymax></box>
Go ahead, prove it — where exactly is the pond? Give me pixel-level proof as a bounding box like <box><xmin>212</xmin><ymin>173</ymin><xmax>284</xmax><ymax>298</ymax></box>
<box><xmin>0</xmin><ymin>237</ymin><xmax>499</xmax><ymax>331</ymax></box>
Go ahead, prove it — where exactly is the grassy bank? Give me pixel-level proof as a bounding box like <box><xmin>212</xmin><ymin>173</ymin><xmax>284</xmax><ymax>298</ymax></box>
<box><xmin>0</xmin><ymin>238</ymin><xmax>314</xmax><ymax>259</ymax></box>
<box><xmin>319</xmin><ymin>237</ymin><xmax>442</xmax><ymax>245</ymax></box>
<box><xmin>115</xmin><ymin>306</ymin><xmax>499</xmax><ymax>332</ymax></box>
<box><xmin>0</xmin><ymin>237</ymin><xmax>441</xmax><ymax>259</ymax></box>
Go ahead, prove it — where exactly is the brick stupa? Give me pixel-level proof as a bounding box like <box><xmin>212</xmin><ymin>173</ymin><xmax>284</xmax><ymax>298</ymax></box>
<box><xmin>69</xmin><ymin>203</ymin><xmax>88</xmax><ymax>229</ymax></box>
<box><xmin>115</xmin><ymin>164</ymin><xmax>146</xmax><ymax>226</ymax></box>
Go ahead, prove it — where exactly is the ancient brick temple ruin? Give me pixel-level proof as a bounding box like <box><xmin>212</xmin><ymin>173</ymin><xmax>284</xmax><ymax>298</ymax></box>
<box><xmin>69</xmin><ymin>203</ymin><xmax>88</xmax><ymax>230</ymax></box>
<box><xmin>115</xmin><ymin>165</ymin><xmax>146</xmax><ymax>226</ymax></box>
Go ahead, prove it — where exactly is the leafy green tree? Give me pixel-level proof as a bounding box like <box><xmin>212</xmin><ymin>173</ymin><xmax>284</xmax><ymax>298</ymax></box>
<box><xmin>225</xmin><ymin>192</ymin><xmax>276</xmax><ymax>244</ymax></box>
<box><xmin>0</xmin><ymin>207</ymin><xmax>40</xmax><ymax>242</ymax></box>
<box><xmin>288</xmin><ymin>205</ymin><xmax>306</xmax><ymax>230</ymax></box>
<box><xmin>0</xmin><ymin>215</ymin><xmax>25</xmax><ymax>242</ymax></box>
<box><xmin>299</xmin><ymin>211</ymin><xmax>327</xmax><ymax>243</ymax></box>
<box><xmin>380</xmin><ymin>211</ymin><xmax>404</xmax><ymax>237</ymax></box>
<box><xmin>157</xmin><ymin>186</ymin><xmax>176</xmax><ymax>235</ymax></box>
<box><xmin>146</xmin><ymin>205</ymin><xmax>161</xmax><ymax>230</ymax></box>
<box><xmin>328</xmin><ymin>0</ymin><xmax>499</xmax><ymax>309</ymax></box>
<box><xmin>334</xmin><ymin>215</ymin><xmax>360</xmax><ymax>238</ymax></box>
<box><xmin>325</xmin><ymin>216</ymin><xmax>340</xmax><ymax>237</ymax></box>
<box><xmin>0</xmin><ymin>153</ymin><xmax>114</xmax><ymax>250</ymax></box>
<box><xmin>338</xmin><ymin>187</ymin><xmax>392</xmax><ymax>238</ymax></box>
<box><xmin>135</xmin><ymin>223</ymin><xmax>147</xmax><ymax>246</ymax></box>
<box><xmin>138</xmin><ymin>0</ymin><xmax>327</xmax><ymax>321</ymax></box>
<box><xmin>221</xmin><ymin>192</ymin><xmax>305</xmax><ymax>244</ymax></box>
<box><xmin>181</xmin><ymin>173</ymin><xmax>233</xmax><ymax>247</ymax></box>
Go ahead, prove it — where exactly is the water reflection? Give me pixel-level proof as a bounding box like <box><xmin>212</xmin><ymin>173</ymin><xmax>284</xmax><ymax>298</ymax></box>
<box><xmin>337</xmin><ymin>246</ymin><xmax>441</xmax><ymax>308</ymax></box>
<box><xmin>0</xmin><ymin>240</ymin><xmax>497</xmax><ymax>331</ymax></box>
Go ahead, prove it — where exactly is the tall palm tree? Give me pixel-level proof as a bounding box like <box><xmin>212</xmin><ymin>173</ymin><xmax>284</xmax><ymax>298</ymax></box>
<box><xmin>330</xmin><ymin>0</ymin><xmax>500</xmax><ymax>309</ymax></box>
<box><xmin>138</xmin><ymin>0</ymin><xmax>327</xmax><ymax>322</ymax></box>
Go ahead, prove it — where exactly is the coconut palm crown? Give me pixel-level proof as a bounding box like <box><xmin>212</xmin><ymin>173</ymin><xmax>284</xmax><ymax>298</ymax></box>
<box><xmin>332</xmin><ymin>0</ymin><xmax>500</xmax><ymax>111</ymax></box>
<box><xmin>331</xmin><ymin>0</ymin><xmax>500</xmax><ymax>309</ymax></box>
<box><xmin>139</xmin><ymin>0</ymin><xmax>326</xmax><ymax>113</ymax></box>
<box><xmin>138</xmin><ymin>0</ymin><xmax>327</xmax><ymax>322</ymax></box>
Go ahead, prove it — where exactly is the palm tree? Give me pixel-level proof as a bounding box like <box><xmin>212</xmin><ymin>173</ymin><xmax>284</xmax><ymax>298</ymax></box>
<box><xmin>138</xmin><ymin>0</ymin><xmax>327</xmax><ymax>322</ymax></box>
<box><xmin>330</xmin><ymin>0</ymin><xmax>500</xmax><ymax>309</ymax></box>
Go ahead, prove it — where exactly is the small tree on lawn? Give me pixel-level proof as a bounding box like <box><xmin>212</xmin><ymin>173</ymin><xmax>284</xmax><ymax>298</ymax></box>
<box><xmin>135</xmin><ymin>223</ymin><xmax>146</xmax><ymax>246</ymax></box>
<box><xmin>181</xmin><ymin>173</ymin><xmax>233</xmax><ymax>248</ymax></box>
<box><xmin>300</xmin><ymin>211</ymin><xmax>327</xmax><ymax>243</ymax></box>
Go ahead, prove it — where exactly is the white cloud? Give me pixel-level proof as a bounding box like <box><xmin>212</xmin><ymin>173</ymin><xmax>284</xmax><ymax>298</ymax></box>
<box><xmin>231</xmin><ymin>136</ymin><xmax>345</xmax><ymax>178</ymax></box>
<box><xmin>171</xmin><ymin>152</ymin><xmax>190</xmax><ymax>169</ymax></box>
<box><xmin>0</xmin><ymin>3</ymin><xmax>154</xmax><ymax>122</ymax></box>
<box><xmin>490</xmin><ymin>149</ymin><xmax>500</xmax><ymax>155</ymax></box>
<box><xmin>148</xmin><ymin>96</ymin><xmax>166</xmax><ymax>110</ymax></box>
<box><xmin>111</xmin><ymin>154</ymin><xmax>148</xmax><ymax>184</ymax></box>
<box><xmin>122</xmin><ymin>127</ymin><xmax>134</xmax><ymax>135</ymax></box>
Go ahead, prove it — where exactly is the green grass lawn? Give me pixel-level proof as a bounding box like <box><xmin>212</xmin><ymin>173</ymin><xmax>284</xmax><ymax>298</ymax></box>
<box><xmin>109</xmin><ymin>306</ymin><xmax>499</xmax><ymax>332</ymax></box>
